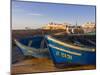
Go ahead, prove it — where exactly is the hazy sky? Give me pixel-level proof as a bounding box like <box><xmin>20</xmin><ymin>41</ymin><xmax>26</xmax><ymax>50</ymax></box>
<box><xmin>12</xmin><ymin>0</ymin><xmax>96</xmax><ymax>30</ymax></box>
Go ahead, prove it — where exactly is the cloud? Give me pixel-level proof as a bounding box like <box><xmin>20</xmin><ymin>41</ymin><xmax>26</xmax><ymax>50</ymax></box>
<box><xmin>28</xmin><ymin>13</ymin><xmax>43</xmax><ymax>16</ymax></box>
<box><xmin>14</xmin><ymin>5</ymin><xmax>20</xmax><ymax>8</ymax></box>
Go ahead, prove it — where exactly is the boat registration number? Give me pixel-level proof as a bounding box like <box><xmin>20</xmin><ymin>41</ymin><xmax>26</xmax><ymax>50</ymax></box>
<box><xmin>56</xmin><ymin>51</ymin><xmax>72</xmax><ymax>60</ymax></box>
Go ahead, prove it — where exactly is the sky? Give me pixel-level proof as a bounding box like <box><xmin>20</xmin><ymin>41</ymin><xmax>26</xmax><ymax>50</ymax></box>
<box><xmin>12</xmin><ymin>0</ymin><xmax>96</xmax><ymax>30</ymax></box>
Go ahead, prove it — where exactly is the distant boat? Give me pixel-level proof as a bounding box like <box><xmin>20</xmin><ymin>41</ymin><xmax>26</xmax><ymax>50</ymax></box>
<box><xmin>45</xmin><ymin>35</ymin><xmax>96</xmax><ymax>66</ymax></box>
<box><xmin>14</xmin><ymin>35</ymin><xmax>50</xmax><ymax>58</ymax></box>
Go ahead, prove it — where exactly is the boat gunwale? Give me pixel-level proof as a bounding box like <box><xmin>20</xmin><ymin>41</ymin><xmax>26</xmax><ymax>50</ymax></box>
<box><xmin>14</xmin><ymin>39</ymin><xmax>48</xmax><ymax>53</ymax></box>
<box><xmin>46</xmin><ymin>35</ymin><xmax>95</xmax><ymax>52</ymax></box>
<box><xmin>48</xmin><ymin>44</ymin><xmax>82</xmax><ymax>56</ymax></box>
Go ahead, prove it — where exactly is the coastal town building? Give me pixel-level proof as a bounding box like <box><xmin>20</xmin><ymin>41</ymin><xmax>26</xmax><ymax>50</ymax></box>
<box><xmin>82</xmin><ymin>22</ymin><xmax>96</xmax><ymax>33</ymax></box>
<box><xmin>42</xmin><ymin>22</ymin><xmax>70</xmax><ymax>30</ymax></box>
<box><xmin>42</xmin><ymin>22</ymin><xmax>95</xmax><ymax>34</ymax></box>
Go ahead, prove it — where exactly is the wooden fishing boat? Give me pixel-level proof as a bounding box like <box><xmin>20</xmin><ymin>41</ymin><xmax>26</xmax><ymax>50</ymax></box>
<box><xmin>45</xmin><ymin>34</ymin><xmax>96</xmax><ymax>67</ymax></box>
<box><xmin>14</xmin><ymin>35</ymin><xmax>50</xmax><ymax>58</ymax></box>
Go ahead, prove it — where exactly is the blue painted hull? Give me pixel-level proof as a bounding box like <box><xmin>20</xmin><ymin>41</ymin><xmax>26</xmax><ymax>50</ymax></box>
<box><xmin>18</xmin><ymin>35</ymin><xmax>47</xmax><ymax>49</ymax></box>
<box><xmin>14</xmin><ymin>35</ymin><xmax>50</xmax><ymax>58</ymax></box>
<box><xmin>45</xmin><ymin>35</ymin><xmax>96</xmax><ymax>65</ymax></box>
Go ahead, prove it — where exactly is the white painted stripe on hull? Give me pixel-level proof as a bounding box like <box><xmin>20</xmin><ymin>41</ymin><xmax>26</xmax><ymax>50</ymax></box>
<box><xmin>47</xmin><ymin>35</ymin><xmax>95</xmax><ymax>52</ymax></box>
<box><xmin>48</xmin><ymin>44</ymin><xmax>81</xmax><ymax>56</ymax></box>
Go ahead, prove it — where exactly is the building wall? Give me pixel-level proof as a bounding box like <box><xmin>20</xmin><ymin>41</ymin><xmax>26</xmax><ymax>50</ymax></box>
<box><xmin>42</xmin><ymin>23</ymin><xmax>69</xmax><ymax>30</ymax></box>
<box><xmin>82</xmin><ymin>22</ymin><xmax>96</xmax><ymax>33</ymax></box>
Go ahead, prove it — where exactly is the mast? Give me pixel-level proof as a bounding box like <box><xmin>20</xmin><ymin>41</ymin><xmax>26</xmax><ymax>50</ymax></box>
<box><xmin>76</xmin><ymin>21</ymin><xmax>78</xmax><ymax>27</ymax></box>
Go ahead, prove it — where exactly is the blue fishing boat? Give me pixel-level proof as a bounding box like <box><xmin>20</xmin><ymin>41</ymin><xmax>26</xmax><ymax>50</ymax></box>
<box><xmin>14</xmin><ymin>35</ymin><xmax>50</xmax><ymax>58</ymax></box>
<box><xmin>45</xmin><ymin>35</ymin><xmax>96</xmax><ymax>66</ymax></box>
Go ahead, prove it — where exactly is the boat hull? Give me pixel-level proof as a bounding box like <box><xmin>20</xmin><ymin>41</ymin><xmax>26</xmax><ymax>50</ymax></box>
<box><xmin>45</xmin><ymin>35</ymin><xmax>96</xmax><ymax>66</ymax></box>
<box><xmin>14</xmin><ymin>35</ymin><xmax>50</xmax><ymax>58</ymax></box>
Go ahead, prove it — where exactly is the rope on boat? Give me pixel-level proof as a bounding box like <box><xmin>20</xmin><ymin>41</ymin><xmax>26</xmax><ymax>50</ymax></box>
<box><xmin>86</xmin><ymin>39</ymin><xmax>96</xmax><ymax>45</ymax></box>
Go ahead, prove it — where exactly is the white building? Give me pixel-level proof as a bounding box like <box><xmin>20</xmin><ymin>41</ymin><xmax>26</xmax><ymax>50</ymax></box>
<box><xmin>42</xmin><ymin>22</ymin><xmax>70</xmax><ymax>30</ymax></box>
<box><xmin>82</xmin><ymin>22</ymin><xmax>96</xmax><ymax>33</ymax></box>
